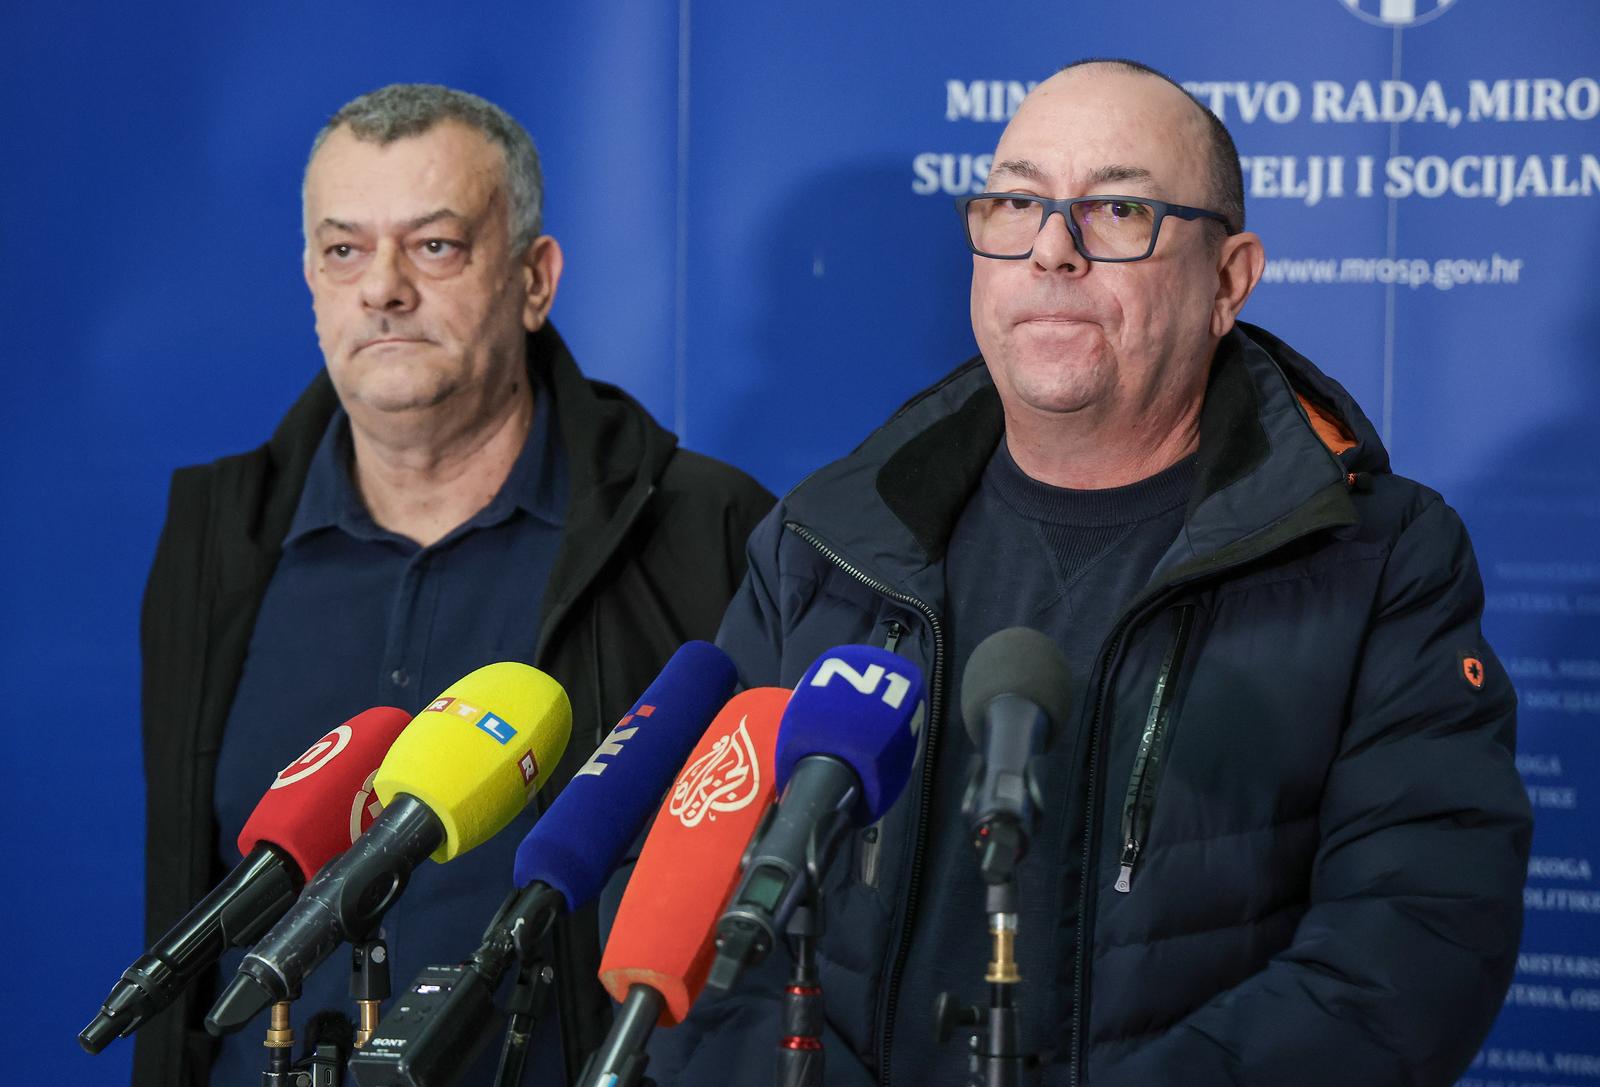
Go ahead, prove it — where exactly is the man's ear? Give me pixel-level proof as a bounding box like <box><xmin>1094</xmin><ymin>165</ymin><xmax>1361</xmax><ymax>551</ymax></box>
<box><xmin>520</xmin><ymin>235</ymin><xmax>564</xmax><ymax>332</ymax></box>
<box><xmin>1210</xmin><ymin>231</ymin><xmax>1265</xmax><ymax>339</ymax></box>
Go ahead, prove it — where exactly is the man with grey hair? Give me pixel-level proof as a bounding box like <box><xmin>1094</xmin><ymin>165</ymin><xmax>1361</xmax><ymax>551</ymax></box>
<box><xmin>135</xmin><ymin>84</ymin><xmax>772</xmax><ymax>1087</ymax></box>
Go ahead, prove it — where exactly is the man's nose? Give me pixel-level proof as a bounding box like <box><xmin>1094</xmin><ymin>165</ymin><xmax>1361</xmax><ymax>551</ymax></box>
<box><xmin>1031</xmin><ymin>210</ymin><xmax>1088</xmax><ymax>276</ymax></box>
<box><xmin>358</xmin><ymin>241</ymin><xmax>420</xmax><ymax>311</ymax></box>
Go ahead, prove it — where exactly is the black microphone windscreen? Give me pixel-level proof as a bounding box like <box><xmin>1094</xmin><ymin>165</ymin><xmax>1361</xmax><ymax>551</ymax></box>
<box><xmin>960</xmin><ymin>627</ymin><xmax>1073</xmax><ymax>745</ymax></box>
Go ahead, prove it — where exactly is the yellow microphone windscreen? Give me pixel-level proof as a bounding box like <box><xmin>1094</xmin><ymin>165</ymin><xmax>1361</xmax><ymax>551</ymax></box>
<box><xmin>374</xmin><ymin>662</ymin><xmax>571</xmax><ymax>862</ymax></box>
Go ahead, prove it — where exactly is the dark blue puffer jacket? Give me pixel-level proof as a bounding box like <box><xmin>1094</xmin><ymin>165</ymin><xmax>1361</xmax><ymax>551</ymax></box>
<box><xmin>648</xmin><ymin>323</ymin><xmax>1531</xmax><ymax>1087</ymax></box>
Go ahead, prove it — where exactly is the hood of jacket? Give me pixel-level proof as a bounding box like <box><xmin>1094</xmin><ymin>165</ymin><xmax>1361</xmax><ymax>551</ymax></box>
<box><xmin>222</xmin><ymin>321</ymin><xmax>680</xmax><ymax>646</ymax></box>
<box><xmin>780</xmin><ymin>320</ymin><xmax>1387</xmax><ymax>604</ymax></box>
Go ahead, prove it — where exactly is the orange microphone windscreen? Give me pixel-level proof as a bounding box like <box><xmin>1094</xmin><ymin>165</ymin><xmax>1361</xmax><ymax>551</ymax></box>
<box><xmin>599</xmin><ymin>687</ymin><xmax>788</xmax><ymax>1025</ymax></box>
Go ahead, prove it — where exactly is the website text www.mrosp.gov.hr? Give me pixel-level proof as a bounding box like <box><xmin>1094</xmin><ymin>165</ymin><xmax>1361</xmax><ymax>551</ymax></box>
<box><xmin>1260</xmin><ymin>253</ymin><xmax>1525</xmax><ymax>290</ymax></box>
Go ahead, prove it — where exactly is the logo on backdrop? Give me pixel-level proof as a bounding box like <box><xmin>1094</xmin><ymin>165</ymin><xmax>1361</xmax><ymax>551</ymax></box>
<box><xmin>1340</xmin><ymin>0</ymin><xmax>1455</xmax><ymax>28</ymax></box>
<box><xmin>349</xmin><ymin>769</ymin><xmax>382</xmax><ymax>841</ymax></box>
<box><xmin>271</xmin><ymin>724</ymin><xmax>351</xmax><ymax>789</ymax></box>
<box><xmin>669</xmin><ymin>717</ymin><xmax>761</xmax><ymax>828</ymax></box>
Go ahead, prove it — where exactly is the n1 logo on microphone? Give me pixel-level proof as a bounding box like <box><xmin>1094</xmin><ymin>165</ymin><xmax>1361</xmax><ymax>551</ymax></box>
<box><xmin>271</xmin><ymin>725</ymin><xmax>352</xmax><ymax>789</ymax></box>
<box><xmin>575</xmin><ymin>704</ymin><xmax>656</xmax><ymax>778</ymax></box>
<box><xmin>809</xmin><ymin>658</ymin><xmax>914</xmax><ymax>710</ymax></box>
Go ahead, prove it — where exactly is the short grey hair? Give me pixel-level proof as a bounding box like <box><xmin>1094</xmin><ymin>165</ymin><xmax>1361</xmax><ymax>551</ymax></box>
<box><xmin>303</xmin><ymin>83</ymin><xmax>544</xmax><ymax>247</ymax></box>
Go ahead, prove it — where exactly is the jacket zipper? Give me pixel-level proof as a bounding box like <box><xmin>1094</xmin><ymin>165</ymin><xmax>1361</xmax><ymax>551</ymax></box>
<box><xmin>785</xmin><ymin>522</ymin><xmax>945</xmax><ymax>1087</ymax></box>
<box><xmin>858</xmin><ymin>620</ymin><xmax>909</xmax><ymax>887</ymax></box>
<box><xmin>882</xmin><ymin>619</ymin><xmax>906</xmax><ymax>654</ymax></box>
<box><xmin>1070</xmin><ymin>496</ymin><xmax>1355</xmax><ymax>1085</ymax></box>
<box><xmin>1115</xmin><ymin>605</ymin><xmax>1195</xmax><ymax>893</ymax></box>
<box><xmin>1069</xmin><ymin>590</ymin><xmax>1186</xmax><ymax>1087</ymax></box>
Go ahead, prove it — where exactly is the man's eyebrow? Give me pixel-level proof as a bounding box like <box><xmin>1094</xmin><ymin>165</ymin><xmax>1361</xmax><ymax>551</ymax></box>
<box><xmin>985</xmin><ymin>160</ymin><xmax>1155</xmax><ymax>191</ymax></box>
<box><xmin>1084</xmin><ymin>164</ymin><xmax>1154</xmax><ymax>189</ymax></box>
<box><xmin>989</xmin><ymin>159</ymin><xmax>1048</xmax><ymax>184</ymax></box>
<box><xmin>402</xmin><ymin>209</ymin><xmax>467</xmax><ymax>231</ymax></box>
<box><xmin>312</xmin><ymin>209</ymin><xmax>466</xmax><ymax>235</ymax></box>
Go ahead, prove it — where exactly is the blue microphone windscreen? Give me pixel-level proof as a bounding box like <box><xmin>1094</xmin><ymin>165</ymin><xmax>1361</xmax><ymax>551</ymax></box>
<box><xmin>776</xmin><ymin>645</ymin><xmax>927</xmax><ymax>825</ymax></box>
<box><xmin>512</xmin><ymin>641</ymin><xmax>738</xmax><ymax>909</ymax></box>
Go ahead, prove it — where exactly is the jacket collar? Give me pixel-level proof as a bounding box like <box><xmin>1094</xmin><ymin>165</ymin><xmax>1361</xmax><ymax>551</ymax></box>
<box><xmin>246</xmin><ymin>323</ymin><xmax>677</xmax><ymax>646</ymax></box>
<box><xmin>783</xmin><ymin>322</ymin><xmax>1380</xmax><ymax>600</ymax></box>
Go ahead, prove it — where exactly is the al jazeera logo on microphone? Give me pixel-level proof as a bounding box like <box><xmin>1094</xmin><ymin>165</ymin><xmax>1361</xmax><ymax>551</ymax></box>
<box><xmin>1340</xmin><ymin>0</ymin><xmax>1455</xmax><ymax>28</ymax></box>
<box><xmin>669</xmin><ymin>717</ymin><xmax>762</xmax><ymax>829</ymax></box>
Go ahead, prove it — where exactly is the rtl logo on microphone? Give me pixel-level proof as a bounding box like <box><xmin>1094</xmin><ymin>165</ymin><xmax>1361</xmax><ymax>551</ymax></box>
<box><xmin>575</xmin><ymin>704</ymin><xmax>656</xmax><ymax>779</ymax></box>
<box><xmin>669</xmin><ymin>718</ymin><xmax>762</xmax><ymax>829</ymax></box>
<box><xmin>428</xmin><ymin>694</ymin><xmax>518</xmax><ymax>745</ymax></box>
<box><xmin>426</xmin><ymin>696</ymin><xmax>486</xmax><ymax>721</ymax></box>
<box><xmin>475</xmin><ymin>712</ymin><xmax>518</xmax><ymax>745</ymax></box>
<box><xmin>271</xmin><ymin>725</ymin><xmax>353</xmax><ymax>790</ymax></box>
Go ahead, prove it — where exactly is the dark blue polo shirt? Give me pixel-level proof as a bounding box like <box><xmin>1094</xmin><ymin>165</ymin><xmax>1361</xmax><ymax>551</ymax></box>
<box><xmin>209</xmin><ymin>386</ymin><xmax>568</xmax><ymax>1085</ymax></box>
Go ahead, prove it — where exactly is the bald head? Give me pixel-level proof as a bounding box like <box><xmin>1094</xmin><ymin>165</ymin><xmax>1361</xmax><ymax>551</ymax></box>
<box><xmin>966</xmin><ymin>57</ymin><xmax>1267</xmax><ymax>489</ymax></box>
<box><xmin>1008</xmin><ymin>60</ymin><xmax>1244</xmax><ymax>234</ymax></box>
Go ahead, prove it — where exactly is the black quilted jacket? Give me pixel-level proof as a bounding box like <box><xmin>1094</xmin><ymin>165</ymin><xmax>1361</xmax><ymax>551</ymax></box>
<box><xmin>651</xmin><ymin>322</ymin><xmax>1531</xmax><ymax>1087</ymax></box>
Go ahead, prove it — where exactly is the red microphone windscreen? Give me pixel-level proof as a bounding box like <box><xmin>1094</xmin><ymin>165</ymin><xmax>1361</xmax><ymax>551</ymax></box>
<box><xmin>600</xmin><ymin>687</ymin><xmax>787</xmax><ymax>1025</ymax></box>
<box><xmin>236</xmin><ymin>707</ymin><xmax>412</xmax><ymax>881</ymax></box>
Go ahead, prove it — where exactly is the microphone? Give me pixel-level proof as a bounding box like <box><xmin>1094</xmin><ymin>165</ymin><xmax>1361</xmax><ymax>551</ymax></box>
<box><xmin>346</xmin><ymin>641</ymin><xmax>739</xmax><ymax>1087</ymax></box>
<box><xmin>79</xmin><ymin>707</ymin><xmax>411</xmax><ymax>1054</ymax></box>
<box><xmin>205</xmin><ymin>663</ymin><xmax>571</xmax><ymax>1036</ymax></box>
<box><xmin>709</xmin><ymin>645</ymin><xmax>925</xmax><ymax>991</ymax></box>
<box><xmin>959</xmin><ymin>627</ymin><xmax>1071</xmax><ymax>884</ymax></box>
<box><xmin>512</xmin><ymin>641</ymin><xmax>740</xmax><ymax>911</ymax></box>
<box><xmin>581</xmin><ymin>686</ymin><xmax>787</xmax><ymax>1087</ymax></box>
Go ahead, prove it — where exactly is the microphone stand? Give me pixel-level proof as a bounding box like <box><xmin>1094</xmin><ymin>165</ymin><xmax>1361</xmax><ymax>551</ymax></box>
<box><xmin>934</xmin><ymin>820</ymin><xmax>1039</xmax><ymax>1087</ymax></box>
<box><xmin>476</xmin><ymin>885</ymin><xmax>559</xmax><ymax>1087</ymax></box>
<box><xmin>493</xmin><ymin>961</ymin><xmax>554</xmax><ymax>1087</ymax></box>
<box><xmin>258</xmin><ymin>998</ymin><xmax>343</xmax><ymax>1086</ymax></box>
<box><xmin>351</xmin><ymin>937</ymin><xmax>391</xmax><ymax>1050</ymax></box>
<box><xmin>776</xmin><ymin>897</ymin><xmax>824</xmax><ymax>1087</ymax></box>
<box><xmin>262</xmin><ymin>1000</ymin><xmax>297</xmax><ymax>1086</ymax></box>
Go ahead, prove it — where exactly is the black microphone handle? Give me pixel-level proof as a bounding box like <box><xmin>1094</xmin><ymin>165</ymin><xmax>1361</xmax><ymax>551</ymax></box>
<box><xmin>210</xmin><ymin>794</ymin><xmax>445</xmax><ymax>1034</ymax></box>
<box><xmin>715</xmin><ymin>756</ymin><xmax>860</xmax><ymax>972</ymax></box>
<box><xmin>583</xmin><ymin>984</ymin><xmax>665</xmax><ymax>1087</ymax></box>
<box><xmin>967</xmin><ymin>695</ymin><xmax>1050</xmax><ymax>832</ymax></box>
<box><xmin>80</xmin><ymin>842</ymin><xmax>300</xmax><ymax>1052</ymax></box>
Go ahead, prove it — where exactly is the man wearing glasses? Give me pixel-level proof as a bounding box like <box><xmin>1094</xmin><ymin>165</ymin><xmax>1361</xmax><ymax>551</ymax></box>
<box><xmin>652</xmin><ymin>59</ymin><xmax>1528</xmax><ymax>1086</ymax></box>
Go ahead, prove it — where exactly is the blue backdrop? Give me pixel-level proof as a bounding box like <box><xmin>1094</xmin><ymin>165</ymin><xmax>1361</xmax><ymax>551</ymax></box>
<box><xmin>6</xmin><ymin>2</ymin><xmax>1596</xmax><ymax>1083</ymax></box>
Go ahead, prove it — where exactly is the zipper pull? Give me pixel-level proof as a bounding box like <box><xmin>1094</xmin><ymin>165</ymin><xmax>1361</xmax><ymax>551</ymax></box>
<box><xmin>1115</xmin><ymin>838</ymin><xmax>1141</xmax><ymax>893</ymax></box>
<box><xmin>882</xmin><ymin>619</ymin><xmax>906</xmax><ymax>654</ymax></box>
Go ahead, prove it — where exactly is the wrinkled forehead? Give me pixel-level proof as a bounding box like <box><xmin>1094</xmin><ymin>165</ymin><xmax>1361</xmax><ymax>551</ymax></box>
<box><xmin>304</xmin><ymin>121</ymin><xmax>507</xmax><ymax>220</ymax></box>
<box><xmin>992</xmin><ymin>67</ymin><xmax>1212</xmax><ymax>198</ymax></box>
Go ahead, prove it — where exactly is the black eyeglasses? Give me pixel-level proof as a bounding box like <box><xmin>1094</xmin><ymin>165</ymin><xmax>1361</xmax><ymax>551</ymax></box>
<box><xmin>955</xmin><ymin>193</ymin><xmax>1235</xmax><ymax>262</ymax></box>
